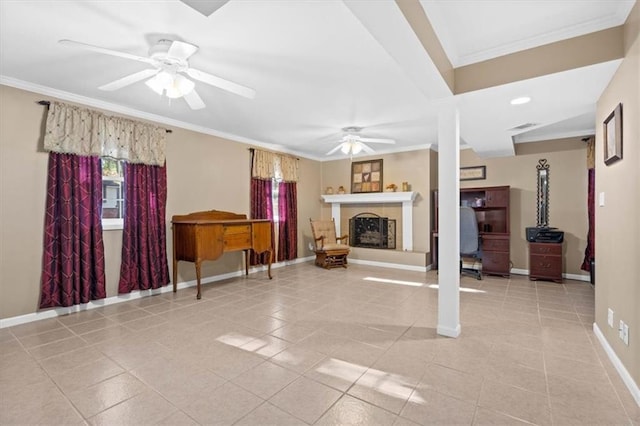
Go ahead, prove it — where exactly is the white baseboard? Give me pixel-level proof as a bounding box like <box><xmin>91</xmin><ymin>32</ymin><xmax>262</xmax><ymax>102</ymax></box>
<box><xmin>593</xmin><ymin>323</ymin><xmax>640</xmax><ymax>407</ymax></box>
<box><xmin>510</xmin><ymin>268</ymin><xmax>590</xmax><ymax>282</ymax></box>
<box><xmin>0</xmin><ymin>256</ymin><xmax>314</xmax><ymax>329</ymax></box>
<box><xmin>349</xmin><ymin>258</ymin><xmax>428</xmax><ymax>272</ymax></box>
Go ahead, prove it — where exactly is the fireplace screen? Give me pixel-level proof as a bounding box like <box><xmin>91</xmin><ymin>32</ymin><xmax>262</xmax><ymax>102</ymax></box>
<box><xmin>349</xmin><ymin>213</ymin><xmax>396</xmax><ymax>249</ymax></box>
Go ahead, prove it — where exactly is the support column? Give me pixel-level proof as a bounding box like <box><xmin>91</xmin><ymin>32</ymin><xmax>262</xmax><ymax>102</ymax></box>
<box><xmin>331</xmin><ymin>203</ymin><xmax>341</xmax><ymax>235</ymax></box>
<box><xmin>437</xmin><ymin>102</ymin><xmax>461</xmax><ymax>338</ymax></box>
<box><xmin>402</xmin><ymin>200</ymin><xmax>413</xmax><ymax>251</ymax></box>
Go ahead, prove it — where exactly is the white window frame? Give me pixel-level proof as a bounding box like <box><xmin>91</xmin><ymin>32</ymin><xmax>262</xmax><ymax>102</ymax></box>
<box><xmin>272</xmin><ymin>179</ymin><xmax>281</xmax><ymax>224</ymax></box>
<box><xmin>101</xmin><ymin>158</ymin><xmax>124</xmax><ymax>231</ymax></box>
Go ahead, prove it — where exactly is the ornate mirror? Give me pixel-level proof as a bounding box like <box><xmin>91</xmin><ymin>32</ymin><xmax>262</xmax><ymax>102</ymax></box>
<box><xmin>536</xmin><ymin>159</ymin><xmax>550</xmax><ymax>227</ymax></box>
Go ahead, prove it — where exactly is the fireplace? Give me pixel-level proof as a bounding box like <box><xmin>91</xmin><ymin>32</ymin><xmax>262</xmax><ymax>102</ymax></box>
<box><xmin>349</xmin><ymin>213</ymin><xmax>396</xmax><ymax>249</ymax></box>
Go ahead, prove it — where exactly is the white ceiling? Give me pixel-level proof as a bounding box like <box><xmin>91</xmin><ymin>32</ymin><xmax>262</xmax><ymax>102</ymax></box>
<box><xmin>420</xmin><ymin>0</ymin><xmax>635</xmax><ymax>67</ymax></box>
<box><xmin>0</xmin><ymin>0</ymin><xmax>635</xmax><ymax>160</ymax></box>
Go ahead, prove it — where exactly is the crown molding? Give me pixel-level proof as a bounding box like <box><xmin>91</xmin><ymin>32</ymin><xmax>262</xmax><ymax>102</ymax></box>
<box><xmin>2</xmin><ymin>76</ymin><xmax>432</xmax><ymax>163</ymax></box>
<box><xmin>0</xmin><ymin>76</ymin><xmax>324</xmax><ymax>160</ymax></box>
<box><xmin>514</xmin><ymin>128</ymin><xmax>596</xmax><ymax>144</ymax></box>
<box><xmin>421</xmin><ymin>1</ymin><xmax>634</xmax><ymax>67</ymax></box>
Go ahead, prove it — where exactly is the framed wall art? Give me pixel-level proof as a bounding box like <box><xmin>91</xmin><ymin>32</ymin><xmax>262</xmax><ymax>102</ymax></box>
<box><xmin>604</xmin><ymin>103</ymin><xmax>623</xmax><ymax>165</ymax></box>
<box><xmin>460</xmin><ymin>165</ymin><xmax>486</xmax><ymax>181</ymax></box>
<box><xmin>351</xmin><ymin>159</ymin><xmax>383</xmax><ymax>193</ymax></box>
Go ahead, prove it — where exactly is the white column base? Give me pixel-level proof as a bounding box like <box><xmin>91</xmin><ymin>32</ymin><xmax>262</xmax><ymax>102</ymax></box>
<box><xmin>437</xmin><ymin>324</ymin><xmax>461</xmax><ymax>338</ymax></box>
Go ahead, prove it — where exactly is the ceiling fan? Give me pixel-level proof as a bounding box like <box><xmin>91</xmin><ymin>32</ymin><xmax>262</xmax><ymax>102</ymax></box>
<box><xmin>326</xmin><ymin>127</ymin><xmax>396</xmax><ymax>156</ymax></box>
<box><xmin>59</xmin><ymin>39</ymin><xmax>256</xmax><ymax>110</ymax></box>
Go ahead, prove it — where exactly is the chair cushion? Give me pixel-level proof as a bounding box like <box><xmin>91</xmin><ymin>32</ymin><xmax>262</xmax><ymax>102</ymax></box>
<box><xmin>320</xmin><ymin>243</ymin><xmax>350</xmax><ymax>251</ymax></box>
<box><xmin>311</xmin><ymin>220</ymin><xmax>337</xmax><ymax>244</ymax></box>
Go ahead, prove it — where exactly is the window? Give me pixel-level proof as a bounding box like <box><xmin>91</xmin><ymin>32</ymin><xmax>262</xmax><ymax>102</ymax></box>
<box><xmin>101</xmin><ymin>158</ymin><xmax>124</xmax><ymax>230</ymax></box>
<box><xmin>271</xmin><ymin>179</ymin><xmax>280</xmax><ymax>223</ymax></box>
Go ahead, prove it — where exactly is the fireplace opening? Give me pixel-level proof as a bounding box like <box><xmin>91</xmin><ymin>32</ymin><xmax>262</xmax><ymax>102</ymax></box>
<box><xmin>349</xmin><ymin>213</ymin><xmax>396</xmax><ymax>249</ymax></box>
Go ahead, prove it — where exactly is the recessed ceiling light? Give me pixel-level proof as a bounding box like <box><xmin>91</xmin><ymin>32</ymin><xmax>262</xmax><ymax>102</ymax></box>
<box><xmin>511</xmin><ymin>96</ymin><xmax>531</xmax><ymax>105</ymax></box>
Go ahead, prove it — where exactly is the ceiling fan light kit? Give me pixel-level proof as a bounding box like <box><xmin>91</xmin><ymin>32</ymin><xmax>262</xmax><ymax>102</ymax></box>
<box><xmin>58</xmin><ymin>38</ymin><xmax>255</xmax><ymax>110</ymax></box>
<box><xmin>146</xmin><ymin>72</ymin><xmax>196</xmax><ymax>98</ymax></box>
<box><xmin>341</xmin><ymin>141</ymin><xmax>364</xmax><ymax>155</ymax></box>
<box><xmin>325</xmin><ymin>126</ymin><xmax>396</xmax><ymax>156</ymax></box>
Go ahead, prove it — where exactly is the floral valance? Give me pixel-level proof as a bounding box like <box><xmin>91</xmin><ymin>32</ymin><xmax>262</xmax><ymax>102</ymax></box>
<box><xmin>44</xmin><ymin>101</ymin><xmax>167</xmax><ymax>166</ymax></box>
<box><xmin>251</xmin><ymin>149</ymin><xmax>299</xmax><ymax>182</ymax></box>
<box><xmin>586</xmin><ymin>137</ymin><xmax>595</xmax><ymax>169</ymax></box>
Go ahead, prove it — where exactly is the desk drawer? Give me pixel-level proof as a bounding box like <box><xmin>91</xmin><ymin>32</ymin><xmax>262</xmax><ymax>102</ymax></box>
<box><xmin>482</xmin><ymin>251</ymin><xmax>510</xmax><ymax>274</ymax></box>
<box><xmin>530</xmin><ymin>255</ymin><xmax>562</xmax><ymax>277</ymax></box>
<box><xmin>529</xmin><ymin>243</ymin><xmax>562</xmax><ymax>255</ymax></box>
<box><xmin>224</xmin><ymin>233</ymin><xmax>251</xmax><ymax>250</ymax></box>
<box><xmin>481</xmin><ymin>237</ymin><xmax>509</xmax><ymax>252</ymax></box>
<box><xmin>224</xmin><ymin>224</ymin><xmax>251</xmax><ymax>235</ymax></box>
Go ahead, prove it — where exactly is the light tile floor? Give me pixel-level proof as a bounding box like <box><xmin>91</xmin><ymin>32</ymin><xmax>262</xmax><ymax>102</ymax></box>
<box><xmin>1</xmin><ymin>263</ymin><xmax>639</xmax><ymax>425</ymax></box>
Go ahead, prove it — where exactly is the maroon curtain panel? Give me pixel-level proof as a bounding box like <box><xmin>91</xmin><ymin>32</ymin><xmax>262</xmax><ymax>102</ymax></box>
<box><xmin>581</xmin><ymin>168</ymin><xmax>595</xmax><ymax>271</ymax></box>
<box><xmin>118</xmin><ymin>162</ymin><xmax>170</xmax><ymax>293</ymax></box>
<box><xmin>40</xmin><ymin>153</ymin><xmax>106</xmax><ymax>308</ymax></box>
<box><xmin>250</xmin><ymin>178</ymin><xmax>274</xmax><ymax>265</ymax></box>
<box><xmin>277</xmin><ymin>181</ymin><xmax>298</xmax><ymax>261</ymax></box>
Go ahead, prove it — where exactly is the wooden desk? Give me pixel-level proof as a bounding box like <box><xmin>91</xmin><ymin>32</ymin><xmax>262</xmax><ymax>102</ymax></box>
<box><xmin>431</xmin><ymin>186</ymin><xmax>511</xmax><ymax>277</ymax></box>
<box><xmin>431</xmin><ymin>231</ymin><xmax>510</xmax><ymax>277</ymax></box>
<box><xmin>172</xmin><ymin>210</ymin><xmax>273</xmax><ymax>299</ymax></box>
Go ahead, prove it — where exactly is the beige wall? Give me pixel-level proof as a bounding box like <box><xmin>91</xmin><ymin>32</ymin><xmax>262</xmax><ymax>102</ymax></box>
<box><xmin>0</xmin><ymin>87</ymin><xmax>50</xmax><ymax>319</ymax></box>
<box><xmin>460</xmin><ymin>139</ymin><xmax>589</xmax><ymax>277</ymax></box>
<box><xmin>594</xmin><ymin>1</ymin><xmax>639</xmax><ymax>389</ymax></box>
<box><xmin>0</xmin><ymin>84</ymin><xmax>321</xmax><ymax>319</ymax></box>
<box><xmin>297</xmin><ymin>157</ymin><xmax>323</xmax><ymax>259</ymax></box>
<box><xmin>429</xmin><ymin>150</ymin><xmax>438</xmax><ymax>231</ymax></box>
<box><xmin>320</xmin><ymin>149</ymin><xmax>433</xmax><ymax>255</ymax></box>
<box><xmin>317</xmin><ymin>141</ymin><xmax>589</xmax><ymax>274</ymax></box>
<box><xmin>455</xmin><ymin>26</ymin><xmax>625</xmax><ymax>94</ymax></box>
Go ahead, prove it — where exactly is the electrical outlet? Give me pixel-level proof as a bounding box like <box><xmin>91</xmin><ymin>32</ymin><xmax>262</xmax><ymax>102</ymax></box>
<box><xmin>608</xmin><ymin>308</ymin><xmax>614</xmax><ymax>327</ymax></box>
<box><xmin>619</xmin><ymin>320</ymin><xmax>625</xmax><ymax>340</ymax></box>
<box><xmin>622</xmin><ymin>323</ymin><xmax>629</xmax><ymax>346</ymax></box>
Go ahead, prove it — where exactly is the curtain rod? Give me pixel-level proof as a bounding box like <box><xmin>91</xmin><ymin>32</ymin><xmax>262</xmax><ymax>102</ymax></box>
<box><xmin>248</xmin><ymin>147</ymin><xmax>299</xmax><ymax>161</ymax></box>
<box><xmin>37</xmin><ymin>100</ymin><xmax>173</xmax><ymax>133</ymax></box>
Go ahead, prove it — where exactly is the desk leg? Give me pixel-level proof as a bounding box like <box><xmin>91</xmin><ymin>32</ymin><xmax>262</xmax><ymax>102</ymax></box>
<box><xmin>172</xmin><ymin>226</ymin><xmax>178</xmax><ymax>293</ymax></box>
<box><xmin>173</xmin><ymin>260</ymin><xmax>178</xmax><ymax>293</ymax></box>
<box><xmin>195</xmin><ymin>261</ymin><xmax>202</xmax><ymax>300</ymax></box>
<box><xmin>431</xmin><ymin>233</ymin><xmax>438</xmax><ymax>270</ymax></box>
<box><xmin>244</xmin><ymin>250</ymin><xmax>250</xmax><ymax>276</ymax></box>
<box><xmin>267</xmin><ymin>249</ymin><xmax>273</xmax><ymax>279</ymax></box>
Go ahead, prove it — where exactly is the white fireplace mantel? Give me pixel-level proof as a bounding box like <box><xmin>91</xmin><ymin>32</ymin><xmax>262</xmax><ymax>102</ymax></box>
<box><xmin>321</xmin><ymin>191</ymin><xmax>418</xmax><ymax>251</ymax></box>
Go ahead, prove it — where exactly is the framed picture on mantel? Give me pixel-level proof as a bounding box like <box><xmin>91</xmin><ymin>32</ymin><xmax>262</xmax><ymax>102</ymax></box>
<box><xmin>351</xmin><ymin>159</ymin><xmax>383</xmax><ymax>193</ymax></box>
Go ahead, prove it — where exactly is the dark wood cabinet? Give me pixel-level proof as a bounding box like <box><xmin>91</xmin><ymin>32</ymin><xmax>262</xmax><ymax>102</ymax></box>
<box><xmin>432</xmin><ymin>185</ymin><xmax>511</xmax><ymax>276</ymax></box>
<box><xmin>480</xmin><ymin>234</ymin><xmax>510</xmax><ymax>277</ymax></box>
<box><xmin>485</xmin><ymin>189</ymin><xmax>509</xmax><ymax>207</ymax></box>
<box><xmin>529</xmin><ymin>242</ymin><xmax>563</xmax><ymax>283</ymax></box>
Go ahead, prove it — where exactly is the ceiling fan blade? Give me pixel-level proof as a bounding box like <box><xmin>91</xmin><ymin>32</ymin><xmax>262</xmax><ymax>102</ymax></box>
<box><xmin>99</xmin><ymin>69</ymin><xmax>160</xmax><ymax>91</ymax></box>
<box><xmin>167</xmin><ymin>40</ymin><xmax>198</xmax><ymax>60</ymax></box>
<box><xmin>186</xmin><ymin>68</ymin><xmax>256</xmax><ymax>99</ymax></box>
<box><xmin>359</xmin><ymin>143</ymin><xmax>376</xmax><ymax>154</ymax></box>
<box><xmin>359</xmin><ymin>137</ymin><xmax>396</xmax><ymax>144</ymax></box>
<box><xmin>183</xmin><ymin>89</ymin><xmax>206</xmax><ymax>110</ymax></box>
<box><xmin>326</xmin><ymin>144</ymin><xmax>343</xmax><ymax>156</ymax></box>
<box><xmin>180</xmin><ymin>0</ymin><xmax>230</xmax><ymax>17</ymax></box>
<box><xmin>59</xmin><ymin>39</ymin><xmax>154</xmax><ymax>65</ymax></box>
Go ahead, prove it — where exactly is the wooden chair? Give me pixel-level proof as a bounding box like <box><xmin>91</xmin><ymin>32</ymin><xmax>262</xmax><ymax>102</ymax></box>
<box><xmin>310</xmin><ymin>218</ymin><xmax>350</xmax><ymax>269</ymax></box>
